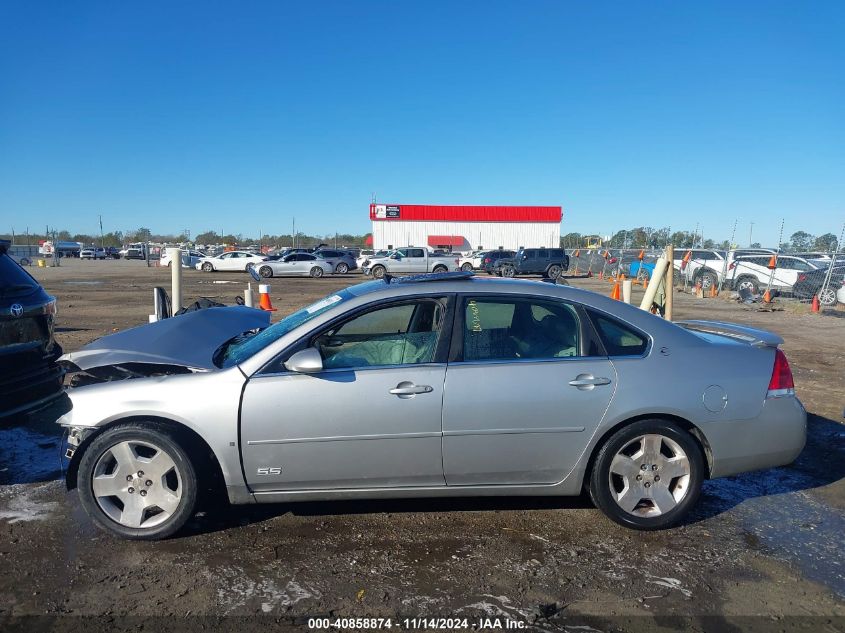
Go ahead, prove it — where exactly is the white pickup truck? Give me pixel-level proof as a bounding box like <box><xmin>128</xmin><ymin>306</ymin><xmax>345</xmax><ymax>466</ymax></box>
<box><xmin>362</xmin><ymin>247</ymin><xmax>460</xmax><ymax>279</ymax></box>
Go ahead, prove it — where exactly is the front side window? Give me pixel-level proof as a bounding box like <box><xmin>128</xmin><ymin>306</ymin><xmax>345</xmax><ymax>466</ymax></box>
<box><xmin>462</xmin><ymin>297</ymin><xmax>580</xmax><ymax>361</ymax></box>
<box><xmin>314</xmin><ymin>300</ymin><xmax>444</xmax><ymax>369</ymax></box>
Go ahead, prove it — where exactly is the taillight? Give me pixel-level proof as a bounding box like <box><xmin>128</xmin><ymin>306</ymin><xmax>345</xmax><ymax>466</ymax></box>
<box><xmin>767</xmin><ymin>349</ymin><xmax>795</xmax><ymax>398</ymax></box>
<box><xmin>484</xmin><ymin>257</ymin><xmax>490</xmax><ymax>263</ymax></box>
<box><xmin>729</xmin><ymin>262</ymin><xmax>736</xmax><ymax>270</ymax></box>
<box><xmin>797</xmin><ymin>274</ymin><xmax>806</xmax><ymax>282</ymax></box>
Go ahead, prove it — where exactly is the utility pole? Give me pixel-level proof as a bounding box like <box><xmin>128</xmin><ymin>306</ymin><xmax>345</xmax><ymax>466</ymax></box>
<box><xmin>749</xmin><ymin>222</ymin><xmax>754</xmax><ymax>247</ymax></box>
<box><xmin>292</xmin><ymin>218</ymin><xmax>296</xmax><ymax>248</ymax></box>
<box><xmin>99</xmin><ymin>214</ymin><xmax>104</xmax><ymax>249</ymax></box>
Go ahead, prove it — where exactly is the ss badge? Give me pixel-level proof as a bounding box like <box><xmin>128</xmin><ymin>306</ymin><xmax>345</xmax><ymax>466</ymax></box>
<box><xmin>257</xmin><ymin>467</ymin><xmax>282</xmax><ymax>475</ymax></box>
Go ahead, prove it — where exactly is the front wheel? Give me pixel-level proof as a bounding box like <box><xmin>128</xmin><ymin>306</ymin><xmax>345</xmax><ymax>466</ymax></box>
<box><xmin>201</xmin><ymin>262</ymin><xmax>214</xmax><ymax>272</ymax></box>
<box><xmin>461</xmin><ymin>263</ymin><xmax>473</xmax><ymax>272</ymax></box>
<box><xmin>76</xmin><ymin>424</ymin><xmax>198</xmax><ymax>540</ymax></box>
<box><xmin>735</xmin><ymin>276</ymin><xmax>759</xmax><ymax>294</ymax></box>
<box><xmin>310</xmin><ymin>266</ymin><xmax>324</xmax><ymax>278</ymax></box>
<box><xmin>589</xmin><ymin>420</ymin><xmax>704</xmax><ymax>530</ymax></box>
<box><xmin>371</xmin><ymin>265</ymin><xmax>386</xmax><ymax>279</ymax></box>
<box><xmin>698</xmin><ymin>271</ymin><xmax>717</xmax><ymax>291</ymax></box>
<box><xmin>335</xmin><ymin>262</ymin><xmax>349</xmax><ymax>274</ymax></box>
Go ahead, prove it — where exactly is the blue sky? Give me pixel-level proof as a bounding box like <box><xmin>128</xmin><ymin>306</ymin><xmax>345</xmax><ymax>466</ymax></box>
<box><xmin>1</xmin><ymin>1</ymin><xmax>842</xmax><ymax>245</ymax></box>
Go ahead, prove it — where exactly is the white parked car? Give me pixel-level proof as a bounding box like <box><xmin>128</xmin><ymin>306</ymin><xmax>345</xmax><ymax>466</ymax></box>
<box><xmin>363</xmin><ymin>247</ymin><xmax>460</xmax><ymax>279</ymax></box>
<box><xmin>252</xmin><ymin>253</ymin><xmax>334</xmax><ymax>278</ymax></box>
<box><xmin>729</xmin><ymin>254</ymin><xmax>825</xmax><ymax>295</ymax></box>
<box><xmin>80</xmin><ymin>247</ymin><xmax>107</xmax><ymax>260</ymax></box>
<box><xmin>195</xmin><ymin>251</ymin><xmax>268</xmax><ymax>272</ymax></box>
<box><xmin>160</xmin><ymin>250</ymin><xmax>206</xmax><ymax>268</ymax></box>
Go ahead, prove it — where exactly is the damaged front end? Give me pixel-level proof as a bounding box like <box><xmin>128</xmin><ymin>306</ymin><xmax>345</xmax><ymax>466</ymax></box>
<box><xmin>59</xmin><ymin>305</ymin><xmax>271</xmax><ymax>387</ymax></box>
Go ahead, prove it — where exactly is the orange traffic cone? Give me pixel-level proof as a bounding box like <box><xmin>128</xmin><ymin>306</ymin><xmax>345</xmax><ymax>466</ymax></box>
<box><xmin>258</xmin><ymin>284</ymin><xmax>277</xmax><ymax>311</ymax></box>
<box><xmin>610</xmin><ymin>280</ymin><xmax>621</xmax><ymax>301</ymax></box>
<box><xmin>598</xmin><ymin>270</ymin><xmax>603</xmax><ymax>280</ymax></box>
<box><xmin>762</xmin><ymin>289</ymin><xmax>772</xmax><ymax>303</ymax></box>
<box><xmin>767</xmin><ymin>255</ymin><xmax>777</xmax><ymax>270</ymax></box>
<box><xmin>709</xmin><ymin>283</ymin><xmax>718</xmax><ymax>298</ymax></box>
<box><xmin>811</xmin><ymin>295</ymin><xmax>820</xmax><ymax>312</ymax></box>
<box><xmin>642</xmin><ymin>275</ymin><xmax>648</xmax><ymax>290</ymax></box>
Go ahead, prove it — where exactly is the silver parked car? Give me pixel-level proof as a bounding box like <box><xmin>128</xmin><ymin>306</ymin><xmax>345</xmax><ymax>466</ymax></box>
<box><xmin>253</xmin><ymin>253</ymin><xmax>334</xmax><ymax>278</ymax></box>
<box><xmin>57</xmin><ymin>273</ymin><xmax>805</xmax><ymax>539</ymax></box>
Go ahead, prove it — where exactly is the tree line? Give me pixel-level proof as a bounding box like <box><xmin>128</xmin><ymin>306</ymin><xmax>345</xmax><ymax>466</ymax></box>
<box><xmin>560</xmin><ymin>228</ymin><xmax>839</xmax><ymax>253</ymax></box>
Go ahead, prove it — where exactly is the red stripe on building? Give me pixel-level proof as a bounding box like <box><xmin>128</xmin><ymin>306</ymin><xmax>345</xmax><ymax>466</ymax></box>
<box><xmin>427</xmin><ymin>235</ymin><xmax>464</xmax><ymax>247</ymax></box>
<box><xmin>370</xmin><ymin>204</ymin><xmax>562</xmax><ymax>223</ymax></box>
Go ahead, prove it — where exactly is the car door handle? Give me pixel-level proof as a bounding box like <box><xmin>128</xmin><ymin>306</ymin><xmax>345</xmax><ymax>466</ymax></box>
<box><xmin>389</xmin><ymin>383</ymin><xmax>433</xmax><ymax>396</ymax></box>
<box><xmin>569</xmin><ymin>374</ymin><xmax>611</xmax><ymax>389</ymax></box>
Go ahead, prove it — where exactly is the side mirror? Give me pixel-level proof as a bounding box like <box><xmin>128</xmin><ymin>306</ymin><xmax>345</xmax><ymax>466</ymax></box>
<box><xmin>284</xmin><ymin>347</ymin><xmax>324</xmax><ymax>373</ymax></box>
<box><xmin>390</xmin><ymin>253</ymin><xmax>400</xmax><ymax>259</ymax></box>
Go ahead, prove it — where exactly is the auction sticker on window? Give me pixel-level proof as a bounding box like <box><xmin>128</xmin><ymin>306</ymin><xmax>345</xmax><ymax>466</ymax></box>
<box><xmin>306</xmin><ymin>294</ymin><xmax>343</xmax><ymax>314</ymax></box>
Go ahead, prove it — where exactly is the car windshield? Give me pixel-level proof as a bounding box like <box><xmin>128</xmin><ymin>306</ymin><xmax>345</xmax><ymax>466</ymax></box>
<box><xmin>215</xmin><ymin>289</ymin><xmax>355</xmax><ymax>368</ymax></box>
<box><xmin>0</xmin><ymin>254</ymin><xmax>39</xmax><ymax>296</ymax></box>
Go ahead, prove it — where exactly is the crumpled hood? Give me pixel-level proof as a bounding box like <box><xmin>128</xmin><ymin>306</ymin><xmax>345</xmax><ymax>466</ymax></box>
<box><xmin>60</xmin><ymin>306</ymin><xmax>271</xmax><ymax>371</ymax></box>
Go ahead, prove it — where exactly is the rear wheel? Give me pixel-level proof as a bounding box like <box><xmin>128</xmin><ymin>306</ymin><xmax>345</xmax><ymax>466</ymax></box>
<box><xmin>335</xmin><ymin>262</ymin><xmax>349</xmax><ymax>274</ymax></box>
<box><xmin>819</xmin><ymin>287</ymin><xmax>837</xmax><ymax>306</ymax></box>
<box><xmin>77</xmin><ymin>424</ymin><xmax>198</xmax><ymax>540</ymax></box>
<box><xmin>432</xmin><ymin>265</ymin><xmax>448</xmax><ymax>274</ymax></box>
<box><xmin>735</xmin><ymin>276</ymin><xmax>759</xmax><ymax>294</ymax></box>
<box><xmin>547</xmin><ymin>264</ymin><xmax>562</xmax><ymax>279</ymax></box>
<box><xmin>697</xmin><ymin>271</ymin><xmax>717</xmax><ymax>291</ymax></box>
<box><xmin>501</xmin><ymin>265</ymin><xmax>516</xmax><ymax>278</ymax></box>
<box><xmin>258</xmin><ymin>265</ymin><xmax>273</xmax><ymax>278</ymax></box>
<box><xmin>461</xmin><ymin>263</ymin><xmax>473</xmax><ymax>272</ymax></box>
<box><xmin>589</xmin><ymin>420</ymin><xmax>704</xmax><ymax>530</ymax></box>
<box><xmin>310</xmin><ymin>266</ymin><xmax>324</xmax><ymax>278</ymax></box>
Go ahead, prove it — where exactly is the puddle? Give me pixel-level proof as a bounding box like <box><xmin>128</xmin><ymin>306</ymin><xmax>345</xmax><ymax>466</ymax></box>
<box><xmin>0</xmin><ymin>426</ymin><xmax>63</xmax><ymax>485</ymax></box>
<box><xmin>0</xmin><ymin>482</ymin><xmax>60</xmax><ymax>523</ymax></box>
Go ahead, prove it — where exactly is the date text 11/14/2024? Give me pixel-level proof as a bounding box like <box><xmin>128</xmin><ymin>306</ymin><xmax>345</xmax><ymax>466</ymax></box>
<box><xmin>307</xmin><ymin>617</ymin><xmax>527</xmax><ymax>630</ymax></box>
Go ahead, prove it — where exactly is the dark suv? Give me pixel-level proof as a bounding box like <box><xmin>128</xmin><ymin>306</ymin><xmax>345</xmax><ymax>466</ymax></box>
<box><xmin>482</xmin><ymin>250</ymin><xmax>515</xmax><ymax>274</ymax></box>
<box><xmin>497</xmin><ymin>247</ymin><xmax>569</xmax><ymax>279</ymax></box>
<box><xmin>0</xmin><ymin>240</ymin><xmax>65</xmax><ymax>419</ymax></box>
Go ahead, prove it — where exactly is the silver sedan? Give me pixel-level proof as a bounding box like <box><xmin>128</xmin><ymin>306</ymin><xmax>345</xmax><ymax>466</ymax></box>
<box><xmin>57</xmin><ymin>273</ymin><xmax>805</xmax><ymax>539</ymax></box>
<box><xmin>253</xmin><ymin>253</ymin><xmax>333</xmax><ymax>278</ymax></box>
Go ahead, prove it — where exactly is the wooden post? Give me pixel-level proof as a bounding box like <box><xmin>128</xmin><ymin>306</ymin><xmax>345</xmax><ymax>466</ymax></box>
<box><xmin>665</xmin><ymin>244</ymin><xmax>674</xmax><ymax>321</ymax></box>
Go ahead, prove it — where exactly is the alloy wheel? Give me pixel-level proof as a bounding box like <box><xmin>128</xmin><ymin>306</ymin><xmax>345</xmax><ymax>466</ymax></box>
<box><xmin>608</xmin><ymin>434</ymin><xmax>691</xmax><ymax>517</ymax></box>
<box><xmin>91</xmin><ymin>440</ymin><xmax>183</xmax><ymax>529</ymax></box>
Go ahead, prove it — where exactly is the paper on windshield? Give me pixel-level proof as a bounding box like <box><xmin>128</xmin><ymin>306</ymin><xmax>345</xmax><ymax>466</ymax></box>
<box><xmin>306</xmin><ymin>294</ymin><xmax>343</xmax><ymax>314</ymax></box>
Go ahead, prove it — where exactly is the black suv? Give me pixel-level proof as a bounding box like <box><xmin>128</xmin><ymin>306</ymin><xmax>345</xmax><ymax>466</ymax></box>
<box><xmin>482</xmin><ymin>250</ymin><xmax>516</xmax><ymax>274</ymax></box>
<box><xmin>0</xmin><ymin>240</ymin><xmax>65</xmax><ymax>419</ymax></box>
<box><xmin>496</xmin><ymin>247</ymin><xmax>569</xmax><ymax>279</ymax></box>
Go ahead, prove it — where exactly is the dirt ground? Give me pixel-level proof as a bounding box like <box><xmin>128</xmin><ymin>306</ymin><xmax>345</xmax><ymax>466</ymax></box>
<box><xmin>1</xmin><ymin>258</ymin><xmax>844</xmax><ymax>632</ymax></box>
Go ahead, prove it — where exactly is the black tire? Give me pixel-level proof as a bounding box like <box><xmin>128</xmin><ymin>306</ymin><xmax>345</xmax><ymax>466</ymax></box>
<box><xmin>371</xmin><ymin>265</ymin><xmax>386</xmax><ymax>279</ymax></box>
<box><xmin>20</xmin><ymin>258</ymin><xmax>31</xmax><ymax>266</ymax></box>
<box><xmin>310</xmin><ymin>266</ymin><xmax>324</xmax><ymax>278</ymax></box>
<box><xmin>697</xmin><ymin>271</ymin><xmax>717</xmax><ymax>291</ymax></box>
<box><xmin>201</xmin><ymin>262</ymin><xmax>214</xmax><ymax>272</ymax></box>
<box><xmin>77</xmin><ymin>423</ymin><xmax>198</xmax><ymax>540</ymax></box>
<box><xmin>335</xmin><ymin>262</ymin><xmax>349</xmax><ymax>274</ymax></box>
<box><xmin>547</xmin><ymin>264</ymin><xmax>562</xmax><ymax>279</ymax></box>
<box><xmin>461</xmin><ymin>263</ymin><xmax>473</xmax><ymax>272</ymax></box>
<box><xmin>432</xmin><ymin>265</ymin><xmax>448</xmax><ymax>274</ymax></box>
<box><xmin>501</xmin><ymin>265</ymin><xmax>516</xmax><ymax>278</ymax></box>
<box><xmin>588</xmin><ymin>419</ymin><xmax>704</xmax><ymax>531</ymax></box>
<box><xmin>734</xmin><ymin>276</ymin><xmax>759</xmax><ymax>294</ymax></box>
<box><xmin>258</xmin><ymin>265</ymin><xmax>273</xmax><ymax>278</ymax></box>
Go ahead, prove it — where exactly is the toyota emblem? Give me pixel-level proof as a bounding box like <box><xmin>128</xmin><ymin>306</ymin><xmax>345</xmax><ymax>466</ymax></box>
<box><xmin>10</xmin><ymin>304</ymin><xmax>24</xmax><ymax>318</ymax></box>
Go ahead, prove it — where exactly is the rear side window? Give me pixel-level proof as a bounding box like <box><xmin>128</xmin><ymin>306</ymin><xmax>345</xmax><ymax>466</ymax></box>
<box><xmin>550</xmin><ymin>249</ymin><xmax>564</xmax><ymax>258</ymax></box>
<box><xmin>588</xmin><ymin>311</ymin><xmax>648</xmax><ymax>356</ymax></box>
<box><xmin>0</xmin><ymin>254</ymin><xmax>39</xmax><ymax>295</ymax></box>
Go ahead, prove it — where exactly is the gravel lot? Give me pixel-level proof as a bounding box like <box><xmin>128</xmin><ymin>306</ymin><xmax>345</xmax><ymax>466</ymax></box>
<box><xmin>2</xmin><ymin>258</ymin><xmax>844</xmax><ymax>631</ymax></box>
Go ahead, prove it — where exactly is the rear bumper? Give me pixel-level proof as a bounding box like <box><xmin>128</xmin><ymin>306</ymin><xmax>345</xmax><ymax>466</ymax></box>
<box><xmin>706</xmin><ymin>396</ymin><xmax>806</xmax><ymax>478</ymax></box>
